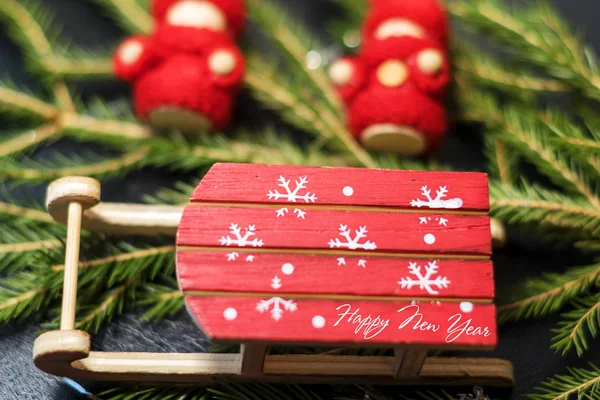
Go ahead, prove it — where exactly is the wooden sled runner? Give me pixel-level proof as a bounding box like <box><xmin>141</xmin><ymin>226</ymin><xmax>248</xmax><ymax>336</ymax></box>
<box><xmin>33</xmin><ymin>163</ymin><xmax>513</xmax><ymax>386</ymax></box>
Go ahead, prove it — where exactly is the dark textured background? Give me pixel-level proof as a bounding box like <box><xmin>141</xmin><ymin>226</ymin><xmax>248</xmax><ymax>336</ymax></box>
<box><xmin>1</xmin><ymin>1</ymin><xmax>600</xmax><ymax>399</ymax></box>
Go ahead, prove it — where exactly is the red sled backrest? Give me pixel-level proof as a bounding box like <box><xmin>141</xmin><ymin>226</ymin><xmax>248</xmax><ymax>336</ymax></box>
<box><xmin>177</xmin><ymin>163</ymin><xmax>496</xmax><ymax>349</ymax></box>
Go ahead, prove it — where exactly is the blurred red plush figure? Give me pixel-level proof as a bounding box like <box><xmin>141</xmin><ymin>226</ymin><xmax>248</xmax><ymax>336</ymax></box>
<box><xmin>329</xmin><ymin>0</ymin><xmax>450</xmax><ymax>156</ymax></box>
<box><xmin>363</xmin><ymin>0</ymin><xmax>449</xmax><ymax>45</ymax></box>
<box><xmin>113</xmin><ymin>0</ymin><xmax>246</xmax><ymax>133</ymax></box>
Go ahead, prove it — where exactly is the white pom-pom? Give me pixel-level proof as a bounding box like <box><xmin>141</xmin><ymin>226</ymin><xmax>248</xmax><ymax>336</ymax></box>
<box><xmin>329</xmin><ymin>60</ymin><xmax>354</xmax><ymax>86</ymax></box>
<box><xmin>167</xmin><ymin>0</ymin><xmax>226</xmax><ymax>31</ymax></box>
<box><xmin>118</xmin><ymin>40</ymin><xmax>143</xmax><ymax>65</ymax></box>
<box><xmin>417</xmin><ymin>49</ymin><xmax>444</xmax><ymax>75</ymax></box>
<box><xmin>375</xmin><ymin>18</ymin><xmax>425</xmax><ymax>40</ymax></box>
<box><xmin>376</xmin><ymin>60</ymin><xmax>408</xmax><ymax>87</ymax></box>
<box><xmin>209</xmin><ymin>50</ymin><xmax>236</xmax><ymax>75</ymax></box>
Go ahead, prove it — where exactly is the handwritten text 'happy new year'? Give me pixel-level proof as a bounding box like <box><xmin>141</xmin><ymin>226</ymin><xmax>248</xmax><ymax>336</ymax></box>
<box><xmin>333</xmin><ymin>304</ymin><xmax>492</xmax><ymax>343</ymax></box>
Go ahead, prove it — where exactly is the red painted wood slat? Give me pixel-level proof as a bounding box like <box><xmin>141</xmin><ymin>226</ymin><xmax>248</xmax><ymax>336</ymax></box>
<box><xmin>191</xmin><ymin>163</ymin><xmax>489</xmax><ymax>212</ymax></box>
<box><xmin>176</xmin><ymin>206</ymin><xmax>492</xmax><ymax>256</ymax></box>
<box><xmin>186</xmin><ymin>297</ymin><xmax>497</xmax><ymax>348</ymax></box>
<box><xmin>177</xmin><ymin>252</ymin><xmax>495</xmax><ymax>300</ymax></box>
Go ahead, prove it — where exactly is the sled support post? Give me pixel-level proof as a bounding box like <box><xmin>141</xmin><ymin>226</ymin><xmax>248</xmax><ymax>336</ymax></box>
<box><xmin>394</xmin><ymin>349</ymin><xmax>428</xmax><ymax>377</ymax></box>
<box><xmin>240</xmin><ymin>344</ymin><xmax>268</xmax><ymax>375</ymax></box>
<box><xmin>47</xmin><ymin>177</ymin><xmax>101</xmax><ymax>330</ymax></box>
<box><xmin>32</xmin><ymin>177</ymin><xmax>101</xmax><ymax>378</ymax></box>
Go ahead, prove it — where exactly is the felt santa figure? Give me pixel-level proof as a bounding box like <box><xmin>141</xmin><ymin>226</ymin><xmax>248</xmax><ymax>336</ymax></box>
<box><xmin>113</xmin><ymin>0</ymin><xmax>246</xmax><ymax>133</ymax></box>
<box><xmin>329</xmin><ymin>0</ymin><xmax>450</xmax><ymax>156</ymax></box>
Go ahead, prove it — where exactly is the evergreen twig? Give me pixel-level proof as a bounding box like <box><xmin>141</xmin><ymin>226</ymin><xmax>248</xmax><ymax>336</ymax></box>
<box><xmin>93</xmin><ymin>0</ymin><xmax>152</xmax><ymax>35</ymax></box>
<box><xmin>498</xmin><ymin>263</ymin><xmax>600</xmax><ymax>323</ymax></box>
<box><xmin>551</xmin><ymin>294</ymin><xmax>600</xmax><ymax>357</ymax></box>
<box><xmin>449</xmin><ymin>0</ymin><xmax>600</xmax><ymax>101</ymax></box>
<box><xmin>526</xmin><ymin>363</ymin><xmax>600</xmax><ymax>400</ymax></box>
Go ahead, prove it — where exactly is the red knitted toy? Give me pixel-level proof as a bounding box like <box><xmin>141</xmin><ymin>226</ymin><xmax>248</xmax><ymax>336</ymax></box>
<box><xmin>113</xmin><ymin>0</ymin><xmax>246</xmax><ymax>133</ymax></box>
<box><xmin>329</xmin><ymin>0</ymin><xmax>450</xmax><ymax>156</ymax></box>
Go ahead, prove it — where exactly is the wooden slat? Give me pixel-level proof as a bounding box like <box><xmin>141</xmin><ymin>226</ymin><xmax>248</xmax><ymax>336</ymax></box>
<box><xmin>177</xmin><ymin>207</ymin><xmax>491</xmax><ymax>256</ymax></box>
<box><xmin>177</xmin><ymin>252</ymin><xmax>495</xmax><ymax>300</ymax></box>
<box><xmin>191</xmin><ymin>163</ymin><xmax>489</xmax><ymax>212</ymax></box>
<box><xmin>185</xmin><ymin>297</ymin><xmax>497</xmax><ymax>348</ymax></box>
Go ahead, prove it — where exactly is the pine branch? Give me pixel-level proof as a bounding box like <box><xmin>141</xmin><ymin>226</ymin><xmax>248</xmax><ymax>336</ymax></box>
<box><xmin>575</xmin><ymin>240</ymin><xmax>600</xmax><ymax>253</ymax></box>
<box><xmin>0</xmin><ymin>227</ymin><xmax>62</xmax><ymax>274</ymax></box>
<box><xmin>453</xmin><ymin>45</ymin><xmax>569</xmax><ymax>99</ymax></box>
<box><xmin>102</xmin><ymin>387</ymin><xmax>210</xmax><ymax>400</ymax></box>
<box><xmin>246</xmin><ymin>1</ymin><xmax>377</xmax><ymax>169</ymax></box>
<box><xmin>247</xmin><ymin>0</ymin><xmax>343</xmax><ymax>117</ymax></box>
<box><xmin>536</xmin><ymin>110</ymin><xmax>600</xmax><ymax>184</ymax></box>
<box><xmin>0</xmin><ymin>270</ymin><xmax>56</xmax><ymax>323</ymax></box>
<box><xmin>0</xmin><ymin>201</ymin><xmax>55</xmax><ymax>224</ymax></box>
<box><xmin>73</xmin><ymin>243</ymin><xmax>174</xmax><ymax>289</ymax></box>
<box><xmin>0</xmin><ymin>147</ymin><xmax>150</xmax><ymax>184</ymax></box>
<box><xmin>484</xmin><ymin>135</ymin><xmax>519</xmax><ymax>185</ymax></box>
<box><xmin>60</xmin><ymin>110</ymin><xmax>154</xmax><ymax>141</ymax></box>
<box><xmin>50</xmin><ymin>52</ymin><xmax>113</xmax><ymax>80</ymax></box>
<box><xmin>449</xmin><ymin>0</ymin><xmax>600</xmax><ymax>101</ymax></box>
<box><xmin>245</xmin><ymin>57</ymin><xmax>335</xmax><ymax>141</ymax></box>
<box><xmin>0</xmin><ymin>0</ymin><xmax>58</xmax><ymax>77</ymax></box>
<box><xmin>210</xmin><ymin>383</ymin><xmax>325</xmax><ymax>400</ymax></box>
<box><xmin>38</xmin><ymin>243</ymin><xmax>175</xmax><ymax>332</ymax></box>
<box><xmin>551</xmin><ymin>294</ymin><xmax>600</xmax><ymax>357</ymax></box>
<box><xmin>93</xmin><ymin>0</ymin><xmax>152</xmax><ymax>35</ymax></box>
<box><xmin>52</xmin><ymin>81</ymin><xmax>75</xmax><ymax>112</ymax></box>
<box><xmin>328</xmin><ymin>0</ymin><xmax>367</xmax><ymax>26</ymax></box>
<box><xmin>137</xmin><ymin>280</ymin><xmax>184</xmax><ymax>321</ymax></box>
<box><xmin>74</xmin><ymin>278</ymin><xmax>137</xmax><ymax>333</ymax></box>
<box><xmin>457</xmin><ymin>83</ymin><xmax>600</xmax><ymax>208</ymax></box>
<box><xmin>0</xmin><ymin>124</ymin><xmax>61</xmax><ymax>158</ymax></box>
<box><xmin>51</xmin><ymin>245</ymin><xmax>174</xmax><ymax>273</ymax></box>
<box><xmin>498</xmin><ymin>263</ymin><xmax>600</xmax><ymax>323</ymax></box>
<box><xmin>526</xmin><ymin>363</ymin><xmax>600</xmax><ymax>400</ymax></box>
<box><xmin>490</xmin><ymin>183</ymin><xmax>600</xmax><ymax>239</ymax></box>
<box><xmin>327</xmin><ymin>0</ymin><xmax>365</xmax><ymax>50</ymax></box>
<box><xmin>143</xmin><ymin>181</ymin><xmax>195</xmax><ymax>205</ymax></box>
<box><xmin>0</xmin><ymin>79</ymin><xmax>58</xmax><ymax>120</ymax></box>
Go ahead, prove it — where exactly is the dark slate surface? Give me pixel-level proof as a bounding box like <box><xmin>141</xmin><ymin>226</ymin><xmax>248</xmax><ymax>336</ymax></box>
<box><xmin>1</xmin><ymin>0</ymin><xmax>600</xmax><ymax>399</ymax></box>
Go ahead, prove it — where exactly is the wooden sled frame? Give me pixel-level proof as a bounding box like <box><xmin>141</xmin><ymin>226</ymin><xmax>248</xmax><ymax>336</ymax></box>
<box><xmin>32</xmin><ymin>176</ymin><xmax>513</xmax><ymax>386</ymax></box>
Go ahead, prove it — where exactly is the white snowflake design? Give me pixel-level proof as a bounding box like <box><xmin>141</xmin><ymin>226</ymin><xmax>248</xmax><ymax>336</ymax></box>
<box><xmin>328</xmin><ymin>224</ymin><xmax>377</xmax><ymax>250</ymax></box>
<box><xmin>270</xmin><ymin>276</ymin><xmax>282</xmax><ymax>289</ymax></box>
<box><xmin>256</xmin><ymin>297</ymin><xmax>298</xmax><ymax>321</ymax></box>
<box><xmin>294</xmin><ymin>209</ymin><xmax>307</xmax><ymax>219</ymax></box>
<box><xmin>419</xmin><ymin>216</ymin><xmax>448</xmax><ymax>226</ymax></box>
<box><xmin>275</xmin><ymin>208</ymin><xmax>307</xmax><ymax>219</ymax></box>
<box><xmin>227</xmin><ymin>252</ymin><xmax>240</xmax><ymax>261</ymax></box>
<box><xmin>219</xmin><ymin>224</ymin><xmax>264</xmax><ymax>247</ymax></box>
<box><xmin>410</xmin><ymin>186</ymin><xmax>463</xmax><ymax>209</ymax></box>
<box><xmin>397</xmin><ymin>261</ymin><xmax>451</xmax><ymax>295</ymax></box>
<box><xmin>267</xmin><ymin>176</ymin><xmax>317</xmax><ymax>203</ymax></box>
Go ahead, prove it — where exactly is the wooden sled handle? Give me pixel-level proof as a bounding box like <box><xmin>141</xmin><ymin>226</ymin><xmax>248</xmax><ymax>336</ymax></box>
<box><xmin>45</xmin><ymin>177</ymin><xmax>507</xmax><ymax>247</ymax></box>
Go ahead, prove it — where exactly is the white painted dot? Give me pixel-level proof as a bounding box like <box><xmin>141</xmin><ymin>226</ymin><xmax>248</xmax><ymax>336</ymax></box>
<box><xmin>424</xmin><ymin>233</ymin><xmax>436</xmax><ymax>245</ymax></box>
<box><xmin>312</xmin><ymin>315</ymin><xmax>326</xmax><ymax>329</ymax></box>
<box><xmin>118</xmin><ymin>40</ymin><xmax>143</xmax><ymax>65</ymax></box>
<box><xmin>460</xmin><ymin>302</ymin><xmax>474</xmax><ymax>313</ymax></box>
<box><xmin>343</xmin><ymin>186</ymin><xmax>354</xmax><ymax>196</ymax></box>
<box><xmin>281</xmin><ymin>263</ymin><xmax>295</xmax><ymax>275</ymax></box>
<box><xmin>223</xmin><ymin>307</ymin><xmax>237</xmax><ymax>321</ymax></box>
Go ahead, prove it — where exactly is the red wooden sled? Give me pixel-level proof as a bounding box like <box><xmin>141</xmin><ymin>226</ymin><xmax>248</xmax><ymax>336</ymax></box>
<box><xmin>33</xmin><ymin>163</ymin><xmax>513</xmax><ymax>386</ymax></box>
